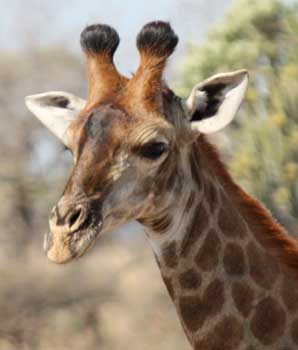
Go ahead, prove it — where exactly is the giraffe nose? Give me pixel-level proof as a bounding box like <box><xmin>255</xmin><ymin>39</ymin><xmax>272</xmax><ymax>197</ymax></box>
<box><xmin>67</xmin><ymin>206</ymin><xmax>84</xmax><ymax>230</ymax></box>
<box><xmin>49</xmin><ymin>203</ymin><xmax>87</xmax><ymax>234</ymax></box>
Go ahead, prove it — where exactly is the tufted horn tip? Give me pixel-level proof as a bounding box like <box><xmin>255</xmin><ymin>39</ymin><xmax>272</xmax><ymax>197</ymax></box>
<box><xmin>136</xmin><ymin>21</ymin><xmax>178</xmax><ymax>58</ymax></box>
<box><xmin>80</xmin><ymin>23</ymin><xmax>126</xmax><ymax>110</ymax></box>
<box><xmin>80</xmin><ymin>24</ymin><xmax>120</xmax><ymax>57</ymax></box>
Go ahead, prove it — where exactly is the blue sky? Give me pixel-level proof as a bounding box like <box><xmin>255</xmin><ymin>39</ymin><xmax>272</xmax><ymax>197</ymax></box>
<box><xmin>0</xmin><ymin>0</ymin><xmax>232</xmax><ymax>74</ymax></box>
<box><xmin>1</xmin><ymin>0</ymin><xmax>296</xmax><ymax>74</ymax></box>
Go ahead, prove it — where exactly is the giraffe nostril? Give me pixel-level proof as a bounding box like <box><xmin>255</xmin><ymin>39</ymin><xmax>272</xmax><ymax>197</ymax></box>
<box><xmin>68</xmin><ymin>207</ymin><xmax>83</xmax><ymax>229</ymax></box>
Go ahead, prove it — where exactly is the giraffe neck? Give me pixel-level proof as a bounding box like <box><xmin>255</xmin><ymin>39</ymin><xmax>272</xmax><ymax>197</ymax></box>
<box><xmin>144</xmin><ymin>137</ymin><xmax>298</xmax><ymax>349</ymax></box>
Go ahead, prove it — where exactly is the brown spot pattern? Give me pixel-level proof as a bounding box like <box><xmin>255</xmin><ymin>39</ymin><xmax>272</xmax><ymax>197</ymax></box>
<box><xmin>223</xmin><ymin>243</ymin><xmax>246</xmax><ymax>276</ymax></box>
<box><xmin>281</xmin><ymin>275</ymin><xmax>298</xmax><ymax>313</ymax></box>
<box><xmin>218</xmin><ymin>198</ymin><xmax>246</xmax><ymax>239</ymax></box>
<box><xmin>247</xmin><ymin>242</ymin><xmax>279</xmax><ymax>289</ymax></box>
<box><xmin>291</xmin><ymin>319</ymin><xmax>298</xmax><ymax>345</ymax></box>
<box><xmin>250</xmin><ymin>296</ymin><xmax>286</xmax><ymax>345</ymax></box>
<box><xmin>232</xmin><ymin>281</ymin><xmax>255</xmax><ymax>317</ymax></box>
<box><xmin>162</xmin><ymin>241</ymin><xmax>178</xmax><ymax>268</ymax></box>
<box><xmin>179</xmin><ymin>279</ymin><xmax>224</xmax><ymax>332</ymax></box>
<box><xmin>162</xmin><ymin>275</ymin><xmax>175</xmax><ymax>300</ymax></box>
<box><xmin>194</xmin><ymin>315</ymin><xmax>244</xmax><ymax>350</ymax></box>
<box><xmin>181</xmin><ymin>204</ymin><xmax>208</xmax><ymax>257</ymax></box>
<box><xmin>195</xmin><ymin>229</ymin><xmax>221</xmax><ymax>271</ymax></box>
<box><xmin>178</xmin><ymin>269</ymin><xmax>201</xmax><ymax>290</ymax></box>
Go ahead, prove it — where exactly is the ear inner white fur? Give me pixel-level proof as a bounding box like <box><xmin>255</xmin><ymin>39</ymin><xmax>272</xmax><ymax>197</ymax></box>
<box><xmin>25</xmin><ymin>91</ymin><xmax>86</xmax><ymax>148</ymax></box>
<box><xmin>186</xmin><ymin>70</ymin><xmax>248</xmax><ymax>134</ymax></box>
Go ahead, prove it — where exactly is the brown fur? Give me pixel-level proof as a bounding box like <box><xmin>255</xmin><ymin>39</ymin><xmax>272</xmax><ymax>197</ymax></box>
<box><xmin>246</xmin><ymin>241</ymin><xmax>279</xmax><ymax>289</ymax></box>
<box><xmin>178</xmin><ymin>269</ymin><xmax>202</xmax><ymax>290</ymax></box>
<box><xmin>85</xmin><ymin>53</ymin><xmax>128</xmax><ymax>111</ymax></box>
<box><xmin>291</xmin><ymin>319</ymin><xmax>298</xmax><ymax>345</ymax></box>
<box><xmin>223</xmin><ymin>243</ymin><xmax>246</xmax><ymax>276</ymax></box>
<box><xmin>162</xmin><ymin>275</ymin><xmax>175</xmax><ymax>300</ymax></box>
<box><xmin>194</xmin><ymin>229</ymin><xmax>221</xmax><ymax>271</ymax></box>
<box><xmin>198</xmin><ymin>135</ymin><xmax>298</xmax><ymax>279</ymax></box>
<box><xmin>80</xmin><ymin>24</ymin><xmax>129</xmax><ymax>111</ymax></box>
<box><xmin>83</xmin><ymin>22</ymin><xmax>178</xmax><ymax>116</ymax></box>
<box><xmin>281</xmin><ymin>275</ymin><xmax>298</xmax><ymax>312</ymax></box>
<box><xmin>162</xmin><ymin>241</ymin><xmax>178</xmax><ymax>268</ymax></box>
<box><xmin>217</xmin><ymin>195</ymin><xmax>247</xmax><ymax>239</ymax></box>
<box><xmin>122</xmin><ymin>21</ymin><xmax>178</xmax><ymax>113</ymax></box>
<box><xmin>179</xmin><ymin>279</ymin><xmax>225</xmax><ymax>333</ymax></box>
<box><xmin>231</xmin><ymin>281</ymin><xmax>255</xmax><ymax>318</ymax></box>
<box><xmin>250</xmin><ymin>297</ymin><xmax>286</xmax><ymax>345</ymax></box>
<box><xmin>194</xmin><ymin>315</ymin><xmax>244</xmax><ymax>350</ymax></box>
<box><xmin>123</xmin><ymin>55</ymin><xmax>167</xmax><ymax>114</ymax></box>
<box><xmin>181</xmin><ymin>204</ymin><xmax>208</xmax><ymax>257</ymax></box>
<box><xmin>65</xmin><ymin>105</ymin><xmax>131</xmax><ymax>196</ymax></box>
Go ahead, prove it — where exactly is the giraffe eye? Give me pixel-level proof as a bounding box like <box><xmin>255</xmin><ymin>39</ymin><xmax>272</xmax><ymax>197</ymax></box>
<box><xmin>137</xmin><ymin>142</ymin><xmax>169</xmax><ymax>160</ymax></box>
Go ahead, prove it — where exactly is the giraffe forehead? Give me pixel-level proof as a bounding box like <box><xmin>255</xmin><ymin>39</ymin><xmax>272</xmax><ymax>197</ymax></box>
<box><xmin>76</xmin><ymin>103</ymin><xmax>175</xmax><ymax>150</ymax></box>
<box><xmin>84</xmin><ymin>104</ymin><xmax>131</xmax><ymax>139</ymax></box>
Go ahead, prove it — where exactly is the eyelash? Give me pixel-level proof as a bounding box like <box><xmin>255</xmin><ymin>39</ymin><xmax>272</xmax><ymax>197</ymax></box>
<box><xmin>136</xmin><ymin>142</ymin><xmax>169</xmax><ymax>160</ymax></box>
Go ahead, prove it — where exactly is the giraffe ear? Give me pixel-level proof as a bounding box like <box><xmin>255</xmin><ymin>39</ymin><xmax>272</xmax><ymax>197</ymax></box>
<box><xmin>25</xmin><ymin>91</ymin><xmax>86</xmax><ymax>147</ymax></box>
<box><xmin>185</xmin><ymin>70</ymin><xmax>248</xmax><ymax>134</ymax></box>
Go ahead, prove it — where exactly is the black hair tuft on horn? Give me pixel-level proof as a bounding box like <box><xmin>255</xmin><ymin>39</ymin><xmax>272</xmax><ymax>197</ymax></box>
<box><xmin>80</xmin><ymin>24</ymin><xmax>120</xmax><ymax>56</ymax></box>
<box><xmin>136</xmin><ymin>21</ymin><xmax>178</xmax><ymax>57</ymax></box>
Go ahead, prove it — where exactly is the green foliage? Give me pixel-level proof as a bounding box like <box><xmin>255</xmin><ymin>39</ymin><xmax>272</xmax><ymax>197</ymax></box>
<box><xmin>179</xmin><ymin>0</ymin><xmax>298</xmax><ymax>228</ymax></box>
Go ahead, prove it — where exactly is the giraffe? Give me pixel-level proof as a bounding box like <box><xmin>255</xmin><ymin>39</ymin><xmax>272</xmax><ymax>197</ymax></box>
<box><xmin>25</xmin><ymin>21</ymin><xmax>298</xmax><ymax>349</ymax></box>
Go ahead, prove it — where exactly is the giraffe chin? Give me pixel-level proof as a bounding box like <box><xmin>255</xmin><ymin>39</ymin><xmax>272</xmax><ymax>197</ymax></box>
<box><xmin>43</xmin><ymin>221</ymin><xmax>103</xmax><ymax>264</ymax></box>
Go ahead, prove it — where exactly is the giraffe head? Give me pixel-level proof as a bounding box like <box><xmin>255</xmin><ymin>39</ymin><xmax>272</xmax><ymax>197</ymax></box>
<box><xmin>25</xmin><ymin>22</ymin><xmax>248</xmax><ymax>263</ymax></box>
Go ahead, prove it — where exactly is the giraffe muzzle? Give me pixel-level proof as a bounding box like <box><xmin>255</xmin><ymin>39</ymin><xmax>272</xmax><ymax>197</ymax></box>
<box><xmin>44</xmin><ymin>200</ymin><xmax>103</xmax><ymax>264</ymax></box>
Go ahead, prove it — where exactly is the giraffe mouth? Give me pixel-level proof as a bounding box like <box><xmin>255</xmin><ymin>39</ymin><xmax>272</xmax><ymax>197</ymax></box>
<box><xmin>43</xmin><ymin>218</ymin><xmax>103</xmax><ymax>264</ymax></box>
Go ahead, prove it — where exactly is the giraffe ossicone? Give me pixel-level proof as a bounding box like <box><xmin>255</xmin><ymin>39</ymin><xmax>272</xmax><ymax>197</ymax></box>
<box><xmin>25</xmin><ymin>21</ymin><xmax>298</xmax><ymax>349</ymax></box>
